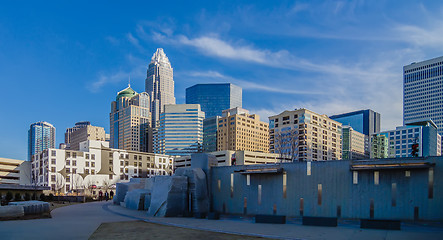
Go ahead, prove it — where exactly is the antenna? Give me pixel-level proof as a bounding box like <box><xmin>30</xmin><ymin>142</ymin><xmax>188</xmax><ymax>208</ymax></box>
<box><xmin>128</xmin><ymin>75</ymin><xmax>131</xmax><ymax>87</ymax></box>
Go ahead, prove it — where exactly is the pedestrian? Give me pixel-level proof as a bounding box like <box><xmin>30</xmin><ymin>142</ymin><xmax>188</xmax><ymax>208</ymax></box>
<box><xmin>104</xmin><ymin>191</ymin><xmax>109</xmax><ymax>201</ymax></box>
<box><xmin>98</xmin><ymin>190</ymin><xmax>103</xmax><ymax>201</ymax></box>
<box><xmin>110</xmin><ymin>190</ymin><xmax>114</xmax><ymax>199</ymax></box>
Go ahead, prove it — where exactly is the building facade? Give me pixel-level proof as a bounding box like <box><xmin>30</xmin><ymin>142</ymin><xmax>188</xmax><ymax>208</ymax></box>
<box><xmin>154</xmin><ymin>104</ymin><xmax>205</xmax><ymax>156</ymax></box>
<box><xmin>217</xmin><ymin>107</ymin><xmax>269</xmax><ymax>153</ymax></box>
<box><xmin>31</xmin><ymin>140</ymin><xmax>173</xmax><ymax>194</ymax></box>
<box><xmin>145</xmin><ymin>48</ymin><xmax>175</xmax><ymax>127</ymax></box>
<box><xmin>269</xmin><ymin>109</ymin><xmax>342</xmax><ymax>161</ymax></box>
<box><xmin>185</xmin><ymin>83</ymin><xmax>242</xmax><ymax>119</ymax></box>
<box><xmin>68</xmin><ymin>125</ymin><xmax>106</xmax><ymax>150</ymax></box>
<box><xmin>28</xmin><ymin>121</ymin><xmax>55</xmax><ymax>161</ymax></box>
<box><xmin>203</xmin><ymin>116</ymin><xmax>220</xmax><ymax>153</ymax></box>
<box><xmin>64</xmin><ymin>121</ymin><xmax>90</xmax><ymax>147</ymax></box>
<box><xmin>0</xmin><ymin>158</ymin><xmax>31</xmax><ymax>185</ymax></box>
<box><xmin>110</xmin><ymin>85</ymin><xmax>151</xmax><ymax>152</ymax></box>
<box><xmin>342</xmin><ymin>126</ymin><xmax>369</xmax><ymax>160</ymax></box>
<box><xmin>371</xmin><ymin>120</ymin><xmax>441</xmax><ymax>158</ymax></box>
<box><xmin>403</xmin><ymin>56</ymin><xmax>443</xmax><ymax>148</ymax></box>
<box><xmin>330</xmin><ymin>109</ymin><xmax>380</xmax><ymax>136</ymax></box>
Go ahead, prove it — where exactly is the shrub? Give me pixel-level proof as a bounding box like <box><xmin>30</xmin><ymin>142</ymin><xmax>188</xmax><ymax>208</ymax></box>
<box><xmin>32</xmin><ymin>192</ymin><xmax>37</xmax><ymax>200</ymax></box>
<box><xmin>40</xmin><ymin>193</ymin><xmax>46</xmax><ymax>201</ymax></box>
<box><xmin>14</xmin><ymin>193</ymin><xmax>21</xmax><ymax>201</ymax></box>
<box><xmin>6</xmin><ymin>192</ymin><xmax>13</xmax><ymax>201</ymax></box>
<box><xmin>48</xmin><ymin>193</ymin><xmax>54</xmax><ymax>201</ymax></box>
<box><xmin>24</xmin><ymin>192</ymin><xmax>31</xmax><ymax>201</ymax></box>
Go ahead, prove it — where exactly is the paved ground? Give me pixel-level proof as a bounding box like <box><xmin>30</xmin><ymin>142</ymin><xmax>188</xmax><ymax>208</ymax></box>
<box><xmin>1</xmin><ymin>201</ymin><xmax>442</xmax><ymax>240</ymax></box>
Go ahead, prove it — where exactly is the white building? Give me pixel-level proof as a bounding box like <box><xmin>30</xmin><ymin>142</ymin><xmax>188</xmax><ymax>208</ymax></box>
<box><xmin>31</xmin><ymin>140</ymin><xmax>173</xmax><ymax>194</ymax></box>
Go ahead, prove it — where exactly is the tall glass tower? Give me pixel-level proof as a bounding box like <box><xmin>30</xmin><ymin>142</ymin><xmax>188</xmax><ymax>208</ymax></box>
<box><xmin>28</xmin><ymin>121</ymin><xmax>55</xmax><ymax>161</ymax></box>
<box><xmin>185</xmin><ymin>83</ymin><xmax>242</xmax><ymax>119</ymax></box>
<box><xmin>403</xmin><ymin>56</ymin><xmax>443</xmax><ymax>139</ymax></box>
<box><xmin>145</xmin><ymin>48</ymin><xmax>175</xmax><ymax>127</ymax></box>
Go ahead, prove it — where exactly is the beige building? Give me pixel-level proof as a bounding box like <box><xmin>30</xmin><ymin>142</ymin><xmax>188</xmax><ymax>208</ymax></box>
<box><xmin>0</xmin><ymin>157</ymin><xmax>31</xmax><ymax>185</ymax></box>
<box><xmin>110</xmin><ymin>85</ymin><xmax>152</xmax><ymax>152</ymax></box>
<box><xmin>342</xmin><ymin>126</ymin><xmax>369</xmax><ymax>160</ymax></box>
<box><xmin>370</xmin><ymin>133</ymin><xmax>389</xmax><ymax>159</ymax></box>
<box><xmin>31</xmin><ymin>140</ymin><xmax>173</xmax><ymax>194</ymax></box>
<box><xmin>174</xmin><ymin>150</ymin><xmax>291</xmax><ymax>169</ymax></box>
<box><xmin>269</xmin><ymin>108</ymin><xmax>342</xmax><ymax>161</ymax></box>
<box><xmin>69</xmin><ymin>125</ymin><xmax>106</xmax><ymax>150</ymax></box>
<box><xmin>217</xmin><ymin>107</ymin><xmax>269</xmax><ymax>153</ymax></box>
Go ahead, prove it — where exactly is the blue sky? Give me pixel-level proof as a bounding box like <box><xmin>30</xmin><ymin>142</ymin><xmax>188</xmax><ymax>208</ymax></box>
<box><xmin>1</xmin><ymin>0</ymin><xmax>442</xmax><ymax>160</ymax></box>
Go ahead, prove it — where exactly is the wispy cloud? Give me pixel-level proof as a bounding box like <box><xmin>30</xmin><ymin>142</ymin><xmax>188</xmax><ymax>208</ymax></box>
<box><xmin>186</xmin><ymin>70</ymin><xmax>321</xmax><ymax>95</ymax></box>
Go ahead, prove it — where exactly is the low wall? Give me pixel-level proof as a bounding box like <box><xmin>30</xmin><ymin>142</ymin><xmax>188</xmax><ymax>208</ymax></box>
<box><xmin>210</xmin><ymin>156</ymin><xmax>443</xmax><ymax>221</ymax></box>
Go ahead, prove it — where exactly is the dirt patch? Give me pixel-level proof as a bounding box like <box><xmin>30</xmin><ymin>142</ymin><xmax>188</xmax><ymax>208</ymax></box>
<box><xmin>89</xmin><ymin>220</ymin><xmax>274</xmax><ymax>240</ymax></box>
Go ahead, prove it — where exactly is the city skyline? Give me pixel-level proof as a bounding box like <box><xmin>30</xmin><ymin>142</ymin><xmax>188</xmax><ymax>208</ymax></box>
<box><xmin>1</xmin><ymin>1</ymin><xmax>442</xmax><ymax>160</ymax></box>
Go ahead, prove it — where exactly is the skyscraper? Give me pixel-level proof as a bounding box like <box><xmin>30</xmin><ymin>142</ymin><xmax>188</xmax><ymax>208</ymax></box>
<box><xmin>329</xmin><ymin>109</ymin><xmax>380</xmax><ymax>136</ymax></box>
<box><xmin>154</xmin><ymin>104</ymin><xmax>205</xmax><ymax>156</ymax></box>
<box><xmin>403</xmin><ymin>56</ymin><xmax>443</xmax><ymax>140</ymax></box>
<box><xmin>110</xmin><ymin>85</ymin><xmax>151</xmax><ymax>152</ymax></box>
<box><xmin>64</xmin><ymin>121</ymin><xmax>90</xmax><ymax>148</ymax></box>
<box><xmin>28</xmin><ymin>121</ymin><xmax>55</xmax><ymax>161</ymax></box>
<box><xmin>186</xmin><ymin>83</ymin><xmax>242</xmax><ymax>119</ymax></box>
<box><xmin>145</xmin><ymin>48</ymin><xmax>175</xmax><ymax>127</ymax></box>
<box><xmin>342</xmin><ymin>126</ymin><xmax>369</xmax><ymax>160</ymax></box>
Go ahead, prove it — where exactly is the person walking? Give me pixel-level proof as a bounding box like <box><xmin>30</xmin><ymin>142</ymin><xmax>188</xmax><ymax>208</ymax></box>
<box><xmin>104</xmin><ymin>191</ymin><xmax>109</xmax><ymax>201</ymax></box>
<box><xmin>110</xmin><ymin>190</ymin><xmax>114</xmax><ymax>199</ymax></box>
<box><xmin>98</xmin><ymin>190</ymin><xmax>103</xmax><ymax>201</ymax></box>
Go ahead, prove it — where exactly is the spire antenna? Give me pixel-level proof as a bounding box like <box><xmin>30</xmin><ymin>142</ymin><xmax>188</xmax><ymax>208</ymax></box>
<box><xmin>128</xmin><ymin>75</ymin><xmax>131</xmax><ymax>87</ymax></box>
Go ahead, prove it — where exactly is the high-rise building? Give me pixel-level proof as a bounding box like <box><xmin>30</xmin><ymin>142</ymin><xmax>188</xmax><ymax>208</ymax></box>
<box><xmin>28</xmin><ymin>121</ymin><xmax>55</xmax><ymax>161</ymax></box>
<box><xmin>68</xmin><ymin>125</ymin><xmax>106</xmax><ymax>150</ymax></box>
<box><xmin>330</xmin><ymin>109</ymin><xmax>380</xmax><ymax>136</ymax></box>
<box><xmin>110</xmin><ymin>85</ymin><xmax>151</xmax><ymax>152</ymax></box>
<box><xmin>269</xmin><ymin>109</ymin><xmax>342</xmax><ymax>161</ymax></box>
<box><xmin>370</xmin><ymin>120</ymin><xmax>441</xmax><ymax>158</ymax></box>
<box><xmin>203</xmin><ymin>116</ymin><xmax>220</xmax><ymax>153</ymax></box>
<box><xmin>342</xmin><ymin>126</ymin><xmax>369</xmax><ymax>160</ymax></box>
<box><xmin>64</xmin><ymin>121</ymin><xmax>90</xmax><ymax>146</ymax></box>
<box><xmin>403</xmin><ymin>56</ymin><xmax>443</xmax><ymax>146</ymax></box>
<box><xmin>145</xmin><ymin>48</ymin><xmax>175</xmax><ymax>127</ymax></box>
<box><xmin>217</xmin><ymin>107</ymin><xmax>269</xmax><ymax>153</ymax></box>
<box><xmin>186</xmin><ymin>83</ymin><xmax>242</xmax><ymax>119</ymax></box>
<box><xmin>154</xmin><ymin>104</ymin><xmax>205</xmax><ymax>156</ymax></box>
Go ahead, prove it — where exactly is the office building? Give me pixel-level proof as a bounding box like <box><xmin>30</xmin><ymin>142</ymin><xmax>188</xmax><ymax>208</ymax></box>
<box><xmin>342</xmin><ymin>126</ymin><xmax>369</xmax><ymax>160</ymax></box>
<box><xmin>110</xmin><ymin>85</ymin><xmax>151</xmax><ymax>152</ymax></box>
<box><xmin>371</xmin><ymin>120</ymin><xmax>441</xmax><ymax>158</ymax></box>
<box><xmin>403</xmin><ymin>56</ymin><xmax>443</xmax><ymax>150</ymax></box>
<box><xmin>186</xmin><ymin>83</ymin><xmax>242</xmax><ymax>119</ymax></box>
<box><xmin>217</xmin><ymin>107</ymin><xmax>269</xmax><ymax>153</ymax></box>
<box><xmin>269</xmin><ymin>108</ymin><xmax>342</xmax><ymax>161</ymax></box>
<box><xmin>203</xmin><ymin>116</ymin><xmax>220</xmax><ymax>152</ymax></box>
<box><xmin>174</xmin><ymin>150</ymin><xmax>291</xmax><ymax>169</ymax></box>
<box><xmin>0</xmin><ymin>158</ymin><xmax>31</xmax><ymax>185</ymax></box>
<box><xmin>64</xmin><ymin>121</ymin><xmax>90</xmax><ymax>147</ymax></box>
<box><xmin>69</xmin><ymin>125</ymin><xmax>106</xmax><ymax>150</ymax></box>
<box><xmin>370</xmin><ymin>133</ymin><xmax>389</xmax><ymax>159</ymax></box>
<box><xmin>31</xmin><ymin>140</ymin><xmax>173</xmax><ymax>194</ymax></box>
<box><xmin>154</xmin><ymin>104</ymin><xmax>205</xmax><ymax>156</ymax></box>
<box><xmin>330</xmin><ymin>109</ymin><xmax>380</xmax><ymax>136</ymax></box>
<box><xmin>28</xmin><ymin>121</ymin><xmax>55</xmax><ymax>161</ymax></box>
<box><xmin>145</xmin><ymin>48</ymin><xmax>175</xmax><ymax>127</ymax></box>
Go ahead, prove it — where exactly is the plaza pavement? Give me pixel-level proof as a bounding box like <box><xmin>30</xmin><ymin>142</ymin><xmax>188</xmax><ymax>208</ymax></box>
<box><xmin>0</xmin><ymin>201</ymin><xmax>442</xmax><ymax>240</ymax></box>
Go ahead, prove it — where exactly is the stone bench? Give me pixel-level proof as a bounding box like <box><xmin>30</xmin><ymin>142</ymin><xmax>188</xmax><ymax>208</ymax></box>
<box><xmin>360</xmin><ymin>219</ymin><xmax>401</xmax><ymax>230</ymax></box>
<box><xmin>9</xmin><ymin>201</ymin><xmax>50</xmax><ymax>215</ymax></box>
<box><xmin>0</xmin><ymin>205</ymin><xmax>25</xmax><ymax>219</ymax></box>
<box><xmin>255</xmin><ymin>214</ymin><xmax>286</xmax><ymax>224</ymax></box>
<box><xmin>302</xmin><ymin>216</ymin><xmax>338</xmax><ymax>227</ymax></box>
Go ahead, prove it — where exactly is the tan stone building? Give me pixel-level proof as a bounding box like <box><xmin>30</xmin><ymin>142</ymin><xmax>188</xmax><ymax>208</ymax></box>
<box><xmin>217</xmin><ymin>107</ymin><xmax>269</xmax><ymax>153</ymax></box>
<box><xmin>269</xmin><ymin>108</ymin><xmax>342</xmax><ymax>161</ymax></box>
<box><xmin>0</xmin><ymin>158</ymin><xmax>31</xmax><ymax>185</ymax></box>
<box><xmin>69</xmin><ymin>125</ymin><xmax>106</xmax><ymax>150</ymax></box>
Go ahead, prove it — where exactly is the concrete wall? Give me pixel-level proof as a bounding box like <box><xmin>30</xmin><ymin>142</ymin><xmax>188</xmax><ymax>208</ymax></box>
<box><xmin>210</xmin><ymin>156</ymin><xmax>443</xmax><ymax>221</ymax></box>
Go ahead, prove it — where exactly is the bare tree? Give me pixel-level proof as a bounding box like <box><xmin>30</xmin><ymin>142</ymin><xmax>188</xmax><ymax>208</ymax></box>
<box><xmin>83</xmin><ymin>179</ymin><xmax>95</xmax><ymax>196</ymax></box>
<box><xmin>55</xmin><ymin>174</ymin><xmax>65</xmax><ymax>196</ymax></box>
<box><xmin>289</xmin><ymin>129</ymin><xmax>299</xmax><ymax>162</ymax></box>
<box><xmin>72</xmin><ymin>174</ymin><xmax>83</xmax><ymax>196</ymax></box>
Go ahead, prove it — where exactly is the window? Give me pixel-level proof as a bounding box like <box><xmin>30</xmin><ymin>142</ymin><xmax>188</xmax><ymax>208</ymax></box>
<box><xmin>51</xmin><ymin>159</ymin><xmax>56</xmax><ymax>165</ymax></box>
<box><xmin>109</xmin><ymin>152</ymin><xmax>113</xmax><ymax>157</ymax></box>
<box><xmin>51</xmin><ymin>150</ymin><xmax>56</xmax><ymax>156</ymax></box>
<box><xmin>85</xmin><ymin>154</ymin><xmax>89</xmax><ymax>159</ymax></box>
<box><xmin>66</xmin><ymin>152</ymin><xmax>71</xmax><ymax>157</ymax></box>
<box><xmin>91</xmin><ymin>162</ymin><xmax>95</xmax><ymax>167</ymax></box>
<box><xmin>91</xmin><ymin>154</ymin><xmax>95</xmax><ymax>160</ymax></box>
<box><xmin>51</xmin><ymin>175</ymin><xmax>56</xmax><ymax>181</ymax></box>
<box><xmin>51</xmin><ymin>167</ymin><xmax>56</xmax><ymax>172</ymax></box>
<box><xmin>66</xmin><ymin>160</ymin><xmax>70</xmax><ymax>165</ymax></box>
<box><xmin>73</xmin><ymin>152</ymin><xmax>77</xmax><ymax>158</ymax></box>
<box><xmin>72</xmin><ymin>160</ymin><xmax>76</xmax><ymax>166</ymax></box>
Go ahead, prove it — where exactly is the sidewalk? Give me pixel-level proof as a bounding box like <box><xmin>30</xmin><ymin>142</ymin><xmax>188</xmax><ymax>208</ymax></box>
<box><xmin>106</xmin><ymin>203</ymin><xmax>443</xmax><ymax>240</ymax></box>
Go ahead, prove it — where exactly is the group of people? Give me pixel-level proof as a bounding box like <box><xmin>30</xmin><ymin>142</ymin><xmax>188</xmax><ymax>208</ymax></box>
<box><xmin>98</xmin><ymin>190</ymin><xmax>114</xmax><ymax>201</ymax></box>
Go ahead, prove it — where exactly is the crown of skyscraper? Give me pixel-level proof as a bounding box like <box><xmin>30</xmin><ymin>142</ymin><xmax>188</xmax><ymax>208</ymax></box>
<box><xmin>150</xmin><ymin>48</ymin><xmax>171</xmax><ymax>67</ymax></box>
